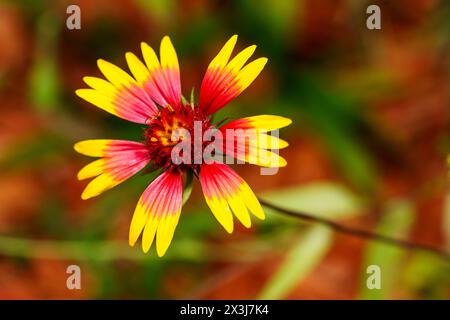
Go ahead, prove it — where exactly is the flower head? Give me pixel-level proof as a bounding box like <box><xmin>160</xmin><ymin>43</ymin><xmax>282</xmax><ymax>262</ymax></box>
<box><xmin>75</xmin><ymin>35</ymin><xmax>291</xmax><ymax>256</ymax></box>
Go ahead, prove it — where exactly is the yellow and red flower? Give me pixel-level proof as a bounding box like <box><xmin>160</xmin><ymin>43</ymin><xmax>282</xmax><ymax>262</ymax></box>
<box><xmin>75</xmin><ymin>35</ymin><xmax>291</xmax><ymax>256</ymax></box>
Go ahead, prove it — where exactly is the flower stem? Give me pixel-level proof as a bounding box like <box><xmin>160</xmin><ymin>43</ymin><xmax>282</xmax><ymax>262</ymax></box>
<box><xmin>259</xmin><ymin>198</ymin><xmax>450</xmax><ymax>261</ymax></box>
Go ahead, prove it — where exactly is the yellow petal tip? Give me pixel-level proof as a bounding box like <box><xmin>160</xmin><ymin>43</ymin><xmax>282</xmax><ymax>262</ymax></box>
<box><xmin>73</xmin><ymin>142</ymin><xmax>81</xmax><ymax>153</ymax></box>
<box><xmin>129</xmin><ymin>233</ymin><xmax>138</xmax><ymax>247</ymax></box>
<box><xmin>278</xmin><ymin>159</ymin><xmax>287</xmax><ymax>167</ymax></box>
<box><xmin>75</xmin><ymin>89</ymin><xmax>85</xmax><ymax>98</ymax></box>
<box><xmin>224</xmin><ymin>224</ymin><xmax>234</xmax><ymax>234</ymax></box>
<box><xmin>284</xmin><ymin>118</ymin><xmax>293</xmax><ymax>127</ymax></box>
<box><xmin>156</xmin><ymin>246</ymin><xmax>168</xmax><ymax>257</ymax></box>
<box><xmin>242</xmin><ymin>221</ymin><xmax>252</xmax><ymax>229</ymax></box>
<box><xmin>80</xmin><ymin>192</ymin><xmax>92</xmax><ymax>201</ymax></box>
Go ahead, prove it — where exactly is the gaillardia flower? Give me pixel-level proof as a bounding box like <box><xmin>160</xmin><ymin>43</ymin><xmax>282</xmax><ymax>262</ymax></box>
<box><xmin>74</xmin><ymin>35</ymin><xmax>291</xmax><ymax>256</ymax></box>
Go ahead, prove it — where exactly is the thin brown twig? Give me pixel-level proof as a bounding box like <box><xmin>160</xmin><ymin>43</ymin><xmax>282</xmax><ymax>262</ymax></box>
<box><xmin>258</xmin><ymin>198</ymin><xmax>450</xmax><ymax>262</ymax></box>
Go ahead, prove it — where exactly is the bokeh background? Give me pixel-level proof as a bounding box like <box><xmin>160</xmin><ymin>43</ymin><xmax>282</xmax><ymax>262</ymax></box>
<box><xmin>0</xmin><ymin>0</ymin><xmax>449</xmax><ymax>299</ymax></box>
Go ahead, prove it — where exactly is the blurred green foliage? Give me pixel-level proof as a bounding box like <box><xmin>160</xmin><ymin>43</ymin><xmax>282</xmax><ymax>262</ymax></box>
<box><xmin>359</xmin><ymin>200</ymin><xmax>414</xmax><ymax>299</ymax></box>
<box><xmin>258</xmin><ymin>225</ymin><xmax>333</xmax><ymax>299</ymax></box>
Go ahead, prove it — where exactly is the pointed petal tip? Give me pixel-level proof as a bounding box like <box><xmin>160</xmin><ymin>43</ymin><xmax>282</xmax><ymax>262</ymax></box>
<box><xmin>224</xmin><ymin>34</ymin><xmax>238</xmax><ymax>47</ymax></box>
<box><xmin>247</xmin><ymin>45</ymin><xmax>257</xmax><ymax>55</ymax></box>
<box><xmin>284</xmin><ymin>117</ymin><xmax>293</xmax><ymax>126</ymax></box>
<box><xmin>156</xmin><ymin>251</ymin><xmax>164</xmax><ymax>258</ymax></box>
<box><xmin>129</xmin><ymin>232</ymin><xmax>138</xmax><ymax>247</ymax></box>
<box><xmin>140</xmin><ymin>41</ymin><xmax>148</xmax><ymax>49</ymax></box>
<box><xmin>82</xmin><ymin>76</ymin><xmax>92</xmax><ymax>84</ymax></box>
<box><xmin>161</xmin><ymin>35</ymin><xmax>174</xmax><ymax>48</ymax></box>
<box><xmin>259</xmin><ymin>57</ymin><xmax>269</xmax><ymax>66</ymax></box>
<box><xmin>257</xmin><ymin>209</ymin><xmax>266</xmax><ymax>220</ymax></box>
<box><xmin>76</xmin><ymin>172</ymin><xmax>85</xmax><ymax>181</ymax></box>
<box><xmin>96</xmin><ymin>58</ymin><xmax>106</xmax><ymax>67</ymax></box>
<box><xmin>141</xmin><ymin>229</ymin><xmax>152</xmax><ymax>253</ymax></box>
<box><xmin>81</xmin><ymin>184</ymin><xmax>102</xmax><ymax>200</ymax></box>
<box><xmin>156</xmin><ymin>245</ymin><xmax>168</xmax><ymax>257</ymax></box>
<box><xmin>125</xmin><ymin>51</ymin><xmax>133</xmax><ymax>59</ymax></box>
<box><xmin>280</xmin><ymin>140</ymin><xmax>289</xmax><ymax>148</ymax></box>
<box><xmin>80</xmin><ymin>191</ymin><xmax>92</xmax><ymax>201</ymax></box>
<box><xmin>276</xmin><ymin>157</ymin><xmax>287</xmax><ymax>167</ymax></box>
<box><xmin>74</xmin><ymin>88</ymin><xmax>85</xmax><ymax>98</ymax></box>
<box><xmin>260</xmin><ymin>157</ymin><xmax>287</xmax><ymax>168</ymax></box>
<box><xmin>242</xmin><ymin>220</ymin><xmax>252</xmax><ymax>229</ymax></box>
<box><xmin>73</xmin><ymin>142</ymin><xmax>81</xmax><ymax>153</ymax></box>
<box><xmin>142</xmin><ymin>243</ymin><xmax>150</xmax><ymax>254</ymax></box>
<box><xmin>224</xmin><ymin>224</ymin><xmax>234</xmax><ymax>234</ymax></box>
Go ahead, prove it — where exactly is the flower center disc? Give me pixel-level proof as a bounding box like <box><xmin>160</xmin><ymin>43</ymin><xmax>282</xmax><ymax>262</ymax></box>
<box><xmin>144</xmin><ymin>104</ymin><xmax>211</xmax><ymax>170</ymax></box>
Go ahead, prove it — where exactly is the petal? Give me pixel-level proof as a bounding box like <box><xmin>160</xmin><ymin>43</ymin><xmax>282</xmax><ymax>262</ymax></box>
<box><xmin>76</xmin><ymin>59</ymin><xmax>158</xmax><ymax>124</ymax></box>
<box><xmin>220</xmin><ymin>115</ymin><xmax>292</xmax><ymax>131</ymax></box>
<box><xmin>141</xmin><ymin>42</ymin><xmax>160</xmax><ymax>72</ymax></box>
<box><xmin>74</xmin><ymin>139</ymin><xmax>149</xmax><ymax>157</ymax></box>
<box><xmin>74</xmin><ymin>139</ymin><xmax>112</xmax><ymax>157</ymax></box>
<box><xmin>200</xmin><ymin>35</ymin><xmax>267</xmax><ymax>115</ymax></box>
<box><xmin>81</xmin><ymin>172</ymin><xmax>121</xmax><ymax>200</ymax></box>
<box><xmin>140</xmin><ymin>36</ymin><xmax>182</xmax><ymax>109</ymax></box>
<box><xmin>77</xmin><ymin>159</ymin><xmax>106</xmax><ymax>180</ymax></box>
<box><xmin>207</xmin><ymin>35</ymin><xmax>237</xmax><ymax>70</ymax></box>
<box><xmin>126</xmin><ymin>52</ymin><xmax>150</xmax><ymax>84</ymax></box>
<box><xmin>160</xmin><ymin>36</ymin><xmax>180</xmax><ymax>71</ymax></box>
<box><xmin>219</xmin><ymin>115</ymin><xmax>292</xmax><ymax>167</ymax></box>
<box><xmin>235</xmin><ymin>58</ymin><xmax>267</xmax><ymax>92</ymax></box>
<box><xmin>226</xmin><ymin>45</ymin><xmax>256</xmax><ymax>73</ymax></box>
<box><xmin>199</xmin><ymin>163</ymin><xmax>264</xmax><ymax>232</ymax></box>
<box><xmin>97</xmin><ymin>59</ymin><xmax>135</xmax><ymax>88</ymax></box>
<box><xmin>251</xmin><ymin>133</ymin><xmax>289</xmax><ymax>149</ymax></box>
<box><xmin>74</xmin><ymin>140</ymin><xmax>151</xmax><ymax>200</ymax></box>
<box><xmin>221</xmin><ymin>131</ymin><xmax>289</xmax><ymax>150</ymax></box>
<box><xmin>223</xmin><ymin>144</ymin><xmax>288</xmax><ymax>168</ymax></box>
<box><xmin>129</xmin><ymin>171</ymin><xmax>183</xmax><ymax>257</ymax></box>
